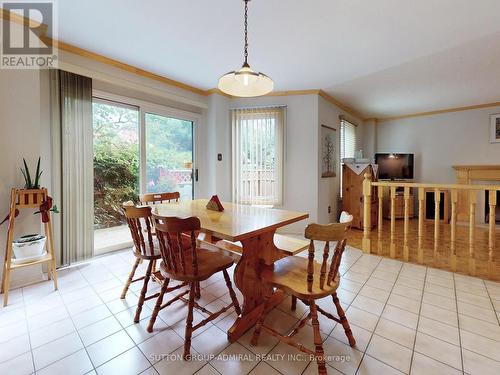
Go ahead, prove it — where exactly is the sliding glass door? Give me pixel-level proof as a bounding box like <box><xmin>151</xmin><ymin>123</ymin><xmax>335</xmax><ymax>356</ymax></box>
<box><xmin>92</xmin><ymin>95</ymin><xmax>196</xmax><ymax>255</ymax></box>
<box><xmin>144</xmin><ymin>113</ymin><xmax>194</xmax><ymax>200</ymax></box>
<box><xmin>92</xmin><ymin>99</ymin><xmax>139</xmax><ymax>255</ymax></box>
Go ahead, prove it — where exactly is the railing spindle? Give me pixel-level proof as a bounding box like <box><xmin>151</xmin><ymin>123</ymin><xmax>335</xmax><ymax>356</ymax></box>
<box><xmin>390</xmin><ymin>186</ymin><xmax>396</xmax><ymax>258</ymax></box>
<box><xmin>433</xmin><ymin>188</ymin><xmax>441</xmax><ymax>262</ymax></box>
<box><xmin>488</xmin><ymin>190</ymin><xmax>496</xmax><ymax>274</ymax></box>
<box><xmin>468</xmin><ymin>190</ymin><xmax>477</xmax><ymax>276</ymax></box>
<box><xmin>362</xmin><ymin>172</ymin><xmax>372</xmax><ymax>253</ymax></box>
<box><xmin>377</xmin><ymin>186</ymin><xmax>384</xmax><ymax>255</ymax></box>
<box><xmin>403</xmin><ymin>187</ymin><xmax>410</xmax><ymax>261</ymax></box>
<box><xmin>450</xmin><ymin>189</ymin><xmax>457</xmax><ymax>271</ymax></box>
<box><xmin>418</xmin><ymin>187</ymin><xmax>425</xmax><ymax>264</ymax></box>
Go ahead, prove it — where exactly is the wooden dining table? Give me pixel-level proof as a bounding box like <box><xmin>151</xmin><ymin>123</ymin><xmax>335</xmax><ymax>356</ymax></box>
<box><xmin>153</xmin><ymin>199</ymin><xmax>309</xmax><ymax>342</ymax></box>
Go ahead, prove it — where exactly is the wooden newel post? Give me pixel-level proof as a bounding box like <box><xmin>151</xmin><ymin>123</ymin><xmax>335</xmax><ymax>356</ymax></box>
<box><xmin>362</xmin><ymin>172</ymin><xmax>372</xmax><ymax>253</ymax></box>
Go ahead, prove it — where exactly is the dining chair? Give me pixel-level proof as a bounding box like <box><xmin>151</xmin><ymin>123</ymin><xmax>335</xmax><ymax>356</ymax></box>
<box><xmin>251</xmin><ymin>213</ymin><xmax>355</xmax><ymax>375</ymax></box>
<box><xmin>147</xmin><ymin>214</ymin><xmax>242</xmax><ymax>359</ymax></box>
<box><xmin>139</xmin><ymin>191</ymin><xmax>203</xmax><ymax>298</ymax></box>
<box><xmin>122</xmin><ymin>205</ymin><xmax>190</xmax><ymax>323</ymax></box>
<box><xmin>139</xmin><ymin>191</ymin><xmax>180</xmax><ymax>205</ymax></box>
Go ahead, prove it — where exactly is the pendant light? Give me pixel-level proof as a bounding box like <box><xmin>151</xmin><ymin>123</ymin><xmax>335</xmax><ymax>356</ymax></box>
<box><xmin>218</xmin><ymin>0</ymin><xmax>273</xmax><ymax>97</ymax></box>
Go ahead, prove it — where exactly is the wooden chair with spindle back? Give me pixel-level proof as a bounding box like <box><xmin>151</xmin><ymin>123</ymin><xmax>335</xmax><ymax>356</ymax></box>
<box><xmin>138</xmin><ymin>191</ymin><xmax>202</xmax><ymax>297</ymax></box>
<box><xmin>122</xmin><ymin>205</ymin><xmax>190</xmax><ymax>323</ymax></box>
<box><xmin>147</xmin><ymin>214</ymin><xmax>242</xmax><ymax>360</ymax></box>
<box><xmin>251</xmin><ymin>213</ymin><xmax>355</xmax><ymax>375</ymax></box>
<box><xmin>139</xmin><ymin>191</ymin><xmax>180</xmax><ymax>205</ymax></box>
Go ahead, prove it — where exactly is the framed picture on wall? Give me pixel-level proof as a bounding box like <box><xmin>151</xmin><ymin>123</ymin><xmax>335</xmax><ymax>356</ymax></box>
<box><xmin>490</xmin><ymin>113</ymin><xmax>500</xmax><ymax>143</ymax></box>
<box><xmin>321</xmin><ymin>125</ymin><xmax>337</xmax><ymax>178</ymax></box>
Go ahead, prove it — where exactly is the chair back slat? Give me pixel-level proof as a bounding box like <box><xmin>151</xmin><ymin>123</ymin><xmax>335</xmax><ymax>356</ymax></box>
<box><xmin>152</xmin><ymin>214</ymin><xmax>201</xmax><ymax>276</ymax></box>
<box><xmin>304</xmin><ymin>212</ymin><xmax>353</xmax><ymax>291</ymax></box>
<box><xmin>123</xmin><ymin>205</ymin><xmax>156</xmax><ymax>257</ymax></box>
<box><xmin>319</xmin><ymin>241</ymin><xmax>330</xmax><ymax>290</ymax></box>
<box><xmin>140</xmin><ymin>191</ymin><xmax>180</xmax><ymax>205</ymax></box>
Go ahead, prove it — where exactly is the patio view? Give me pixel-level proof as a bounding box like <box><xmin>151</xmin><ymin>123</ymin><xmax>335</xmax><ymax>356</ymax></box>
<box><xmin>92</xmin><ymin>100</ymin><xmax>193</xmax><ymax>254</ymax></box>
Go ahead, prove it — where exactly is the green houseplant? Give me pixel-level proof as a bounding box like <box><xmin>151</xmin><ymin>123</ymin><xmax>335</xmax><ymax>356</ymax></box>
<box><xmin>20</xmin><ymin>157</ymin><xmax>43</xmax><ymax>189</ymax></box>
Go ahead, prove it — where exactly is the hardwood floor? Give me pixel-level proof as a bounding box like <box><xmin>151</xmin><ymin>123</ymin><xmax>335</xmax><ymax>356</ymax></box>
<box><xmin>348</xmin><ymin>219</ymin><xmax>500</xmax><ymax>281</ymax></box>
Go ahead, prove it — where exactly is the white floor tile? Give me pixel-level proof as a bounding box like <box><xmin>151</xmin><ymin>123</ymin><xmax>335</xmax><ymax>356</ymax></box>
<box><xmin>32</xmin><ymin>331</ymin><xmax>84</xmax><ymax>370</ymax></box>
<box><xmin>86</xmin><ymin>330</ymin><xmax>135</xmax><ymax>367</ymax></box>
<box><xmin>78</xmin><ymin>316</ymin><xmax>122</xmax><ymax>346</ymax></box>
<box><xmin>138</xmin><ymin>328</ymin><xmax>184</xmax><ymax>365</ymax></box>
<box><xmin>414</xmin><ymin>332</ymin><xmax>462</xmax><ymax>370</ymax></box>
<box><xmin>460</xmin><ymin>329</ymin><xmax>500</xmax><ymax>362</ymax></box>
<box><xmin>210</xmin><ymin>342</ymin><xmax>259</xmax><ymax>375</ymax></box>
<box><xmin>366</xmin><ymin>334</ymin><xmax>412</xmax><ymax>374</ymax></box>
<box><xmin>375</xmin><ymin>318</ymin><xmax>416</xmax><ymax>349</ymax></box>
<box><xmin>462</xmin><ymin>348</ymin><xmax>500</xmax><ymax>375</ymax></box>
<box><xmin>37</xmin><ymin>349</ymin><xmax>93</xmax><ymax>375</ymax></box>
<box><xmin>410</xmin><ymin>352</ymin><xmax>461</xmax><ymax>375</ymax></box>
<box><xmin>357</xmin><ymin>354</ymin><xmax>404</xmax><ymax>375</ymax></box>
<box><xmin>0</xmin><ymin>351</ymin><xmax>34</xmax><ymax>375</ymax></box>
<box><xmin>96</xmin><ymin>346</ymin><xmax>150</xmax><ymax>375</ymax></box>
<box><xmin>0</xmin><ymin>333</ymin><xmax>31</xmax><ymax>363</ymax></box>
<box><xmin>29</xmin><ymin>317</ymin><xmax>76</xmax><ymax>349</ymax></box>
<box><xmin>417</xmin><ymin>316</ymin><xmax>460</xmax><ymax>346</ymax></box>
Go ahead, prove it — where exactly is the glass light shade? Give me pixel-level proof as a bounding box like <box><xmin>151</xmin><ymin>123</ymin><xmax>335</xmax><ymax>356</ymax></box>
<box><xmin>218</xmin><ymin>65</ymin><xmax>273</xmax><ymax>97</ymax></box>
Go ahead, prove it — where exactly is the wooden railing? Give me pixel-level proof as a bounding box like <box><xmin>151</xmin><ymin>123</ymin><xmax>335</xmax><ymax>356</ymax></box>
<box><xmin>362</xmin><ymin>173</ymin><xmax>499</xmax><ymax>278</ymax></box>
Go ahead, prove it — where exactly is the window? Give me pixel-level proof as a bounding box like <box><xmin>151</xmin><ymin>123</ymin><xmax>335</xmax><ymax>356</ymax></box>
<box><xmin>232</xmin><ymin>107</ymin><xmax>285</xmax><ymax>206</ymax></box>
<box><xmin>340</xmin><ymin>117</ymin><xmax>357</xmax><ymax>198</ymax></box>
<box><xmin>340</xmin><ymin>117</ymin><xmax>357</xmax><ymax>160</ymax></box>
<box><xmin>92</xmin><ymin>92</ymin><xmax>197</xmax><ymax>254</ymax></box>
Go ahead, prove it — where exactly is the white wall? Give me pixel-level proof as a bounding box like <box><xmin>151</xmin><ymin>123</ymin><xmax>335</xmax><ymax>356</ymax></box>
<box><xmin>0</xmin><ymin>69</ymin><xmax>47</xmax><ymax>287</ymax></box>
<box><xmin>377</xmin><ymin>105</ymin><xmax>500</xmax><ymax>183</ymax></box>
<box><xmin>318</xmin><ymin>96</ymin><xmax>364</xmax><ymax>224</ymax></box>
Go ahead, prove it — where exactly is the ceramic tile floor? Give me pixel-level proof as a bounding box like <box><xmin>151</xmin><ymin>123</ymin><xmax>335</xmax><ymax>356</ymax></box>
<box><xmin>1</xmin><ymin>244</ymin><xmax>500</xmax><ymax>375</ymax></box>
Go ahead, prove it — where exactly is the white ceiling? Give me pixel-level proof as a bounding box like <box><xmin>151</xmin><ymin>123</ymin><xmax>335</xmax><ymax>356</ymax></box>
<box><xmin>57</xmin><ymin>0</ymin><xmax>500</xmax><ymax>118</ymax></box>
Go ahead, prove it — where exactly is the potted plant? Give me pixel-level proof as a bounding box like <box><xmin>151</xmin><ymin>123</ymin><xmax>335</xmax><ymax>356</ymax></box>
<box><xmin>9</xmin><ymin>158</ymin><xmax>59</xmax><ymax>263</ymax></box>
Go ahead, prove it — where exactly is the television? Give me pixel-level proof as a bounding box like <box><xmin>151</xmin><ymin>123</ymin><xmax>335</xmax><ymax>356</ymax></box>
<box><xmin>375</xmin><ymin>153</ymin><xmax>414</xmax><ymax>180</ymax></box>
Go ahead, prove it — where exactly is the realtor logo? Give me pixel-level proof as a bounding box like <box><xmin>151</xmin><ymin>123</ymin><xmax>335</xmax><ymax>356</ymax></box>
<box><xmin>1</xmin><ymin>1</ymin><xmax>58</xmax><ymax>69</ymax></box>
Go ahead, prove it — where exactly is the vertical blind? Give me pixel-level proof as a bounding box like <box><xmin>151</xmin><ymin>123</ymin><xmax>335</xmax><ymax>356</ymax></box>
<box><xmin>340</xmin><ymin>118</ymin><xmax>357</xmax><ymax>160</ymax></box>
<box><xmin>232</xmin><ymin>107</ymin><xmax>285</xmax><ymax>206</ymax></box>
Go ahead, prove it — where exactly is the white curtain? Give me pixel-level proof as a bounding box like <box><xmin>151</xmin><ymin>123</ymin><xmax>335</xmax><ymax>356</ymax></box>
<box><xmin>50</xmin><ymin>70</ymin><xmax>94</xmax><ymax>265</ymax></box>
<box><xmin>232</xmin><ymin>107</ymin><xmax>285</xmax><ymax>206</ymax></box>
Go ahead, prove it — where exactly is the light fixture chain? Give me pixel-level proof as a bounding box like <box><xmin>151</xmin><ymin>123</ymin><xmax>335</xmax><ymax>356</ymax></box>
<box><xmin>244</xmin><ymin>0</ymin><xmax>248</xmax><ymax>64</ymax></box>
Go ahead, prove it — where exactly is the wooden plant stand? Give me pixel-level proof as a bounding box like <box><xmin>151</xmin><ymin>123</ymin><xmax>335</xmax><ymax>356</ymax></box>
<box><xmin>1</xmin><ymin>188</ymin><xmax>58</xmax><ymax>306</ymax></box>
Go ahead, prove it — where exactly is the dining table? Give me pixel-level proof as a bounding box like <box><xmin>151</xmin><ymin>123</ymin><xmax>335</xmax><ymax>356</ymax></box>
<box><xmin>153</xmin><ymin>199</ymin><xmax>309</xmax><ymax>342</ymax></box>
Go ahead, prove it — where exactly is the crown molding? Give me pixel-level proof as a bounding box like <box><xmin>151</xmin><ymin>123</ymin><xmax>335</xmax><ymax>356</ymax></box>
<box><xmin>318</xmin><ymin>90</ymin><xmax>364</xmax><ymax>120</ymax></box>
<box><xmin>377</xmin><ymin>101</ymin><xmax>500</xmax><ymax>122</ymax></box>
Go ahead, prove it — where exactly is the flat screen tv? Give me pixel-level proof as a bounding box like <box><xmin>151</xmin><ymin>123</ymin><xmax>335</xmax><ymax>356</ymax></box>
<box><xmin>375</xmin><ymin>153</ymin><xmax>414</xmax><ymax>180</ymax></box>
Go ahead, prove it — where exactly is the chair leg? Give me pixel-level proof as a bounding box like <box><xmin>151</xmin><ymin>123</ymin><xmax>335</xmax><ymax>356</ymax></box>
<box><xmin>183</xmin><ymin>283</ymin><xmax>196</xmax><ymax>360</ymax></box>
<box><xmin>222</xmin><ymin>269</ymin><xmax>241</xmax><ymax>315</ymax></box>
<box><xmin>147</xmin><ymin>277</ymin><xmax>170</xmax><ymax>333</ymax></box>
<box><xmin>134</xmin><ymin>259</ymin><xmax>154</xmax><ymax>323</ymax></box>
<box><xmin>250</xmin><ymin>290</ymin><xmax>272</xmax><ymax>346</ymax></box>
<box><xmin>332</xmin><ymin>293</ymin><xmax>356</xmax><ymax>347</ymax></box>
<box><xmin>121</xmin><ymin>257</ymin><xmax>140</xmax><ymax>299</ymax></box>
<box><xmin>194</xmin><ymin>282</ymin><xmax>201</xmax><ymax>299</ymax></box>
<box><xmin>310</xmin><ymin>301</ymin><xmax>327</xmax><ymax>375</ymax></box>
<box><xmin>291</xmin><ymin>295</ymin><xmax>297</xmax><ymax>311</ymax></box>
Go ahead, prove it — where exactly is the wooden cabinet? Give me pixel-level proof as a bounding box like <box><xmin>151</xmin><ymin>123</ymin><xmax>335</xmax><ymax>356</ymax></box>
<box><xmin>383</xmin><ymin>190</ymin><xmax>414</xmax><ymax>219</ymax></box>
<box><xmin>342</xmin><ymin>164</ymin><xmax>378</xmax><ymax>229</ymax></box>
